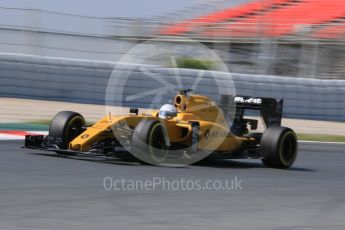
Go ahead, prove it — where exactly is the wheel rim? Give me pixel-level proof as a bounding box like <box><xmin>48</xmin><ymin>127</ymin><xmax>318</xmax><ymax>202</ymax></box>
<box><xmin>279</xmin><ymin>131</ymin><xmax>297</xmax><ymax>166</ymax></box>
<box><xmin>65</xmin><ymin>116</ymin><xmax>85</xmax><ymax>144</ymax></box>
<box><xmin>148</xmin><ymin>123</ymin><xmax>168</xmax><ymax>163</ymax></box>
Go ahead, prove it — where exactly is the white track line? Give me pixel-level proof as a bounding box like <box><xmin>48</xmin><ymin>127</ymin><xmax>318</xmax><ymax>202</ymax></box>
<box><xmin>0</xmin><ymin>131</ymin><xmax>48</xmax><ymax>140</ymax></box>
<box><xmin>0</xmin><ymin>133</ymin><xmax>24</xmax><ymax>140</ymax></box>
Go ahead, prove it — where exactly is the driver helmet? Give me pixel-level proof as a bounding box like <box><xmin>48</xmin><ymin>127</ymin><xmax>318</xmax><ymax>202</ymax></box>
<box><xmin>159</xmin><ymin>104</ymin><xmax>178</xmax><ymax>119</ymax></box>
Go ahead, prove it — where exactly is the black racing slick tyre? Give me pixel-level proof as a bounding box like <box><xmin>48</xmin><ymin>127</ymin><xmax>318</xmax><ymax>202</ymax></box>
<box><xmin>49</xmin><ymin>111</ymin><xmax>86</xmax><ymax>149</ymax></box>
<box><xmin>131</xmin><ymin>119</ymin><xmax>169</xmax><ymax>165</ymax></box>
<box><xmin>260</xmin><ymin>126</ymin><xmax>298</xmax><ymax>169</ymax></box>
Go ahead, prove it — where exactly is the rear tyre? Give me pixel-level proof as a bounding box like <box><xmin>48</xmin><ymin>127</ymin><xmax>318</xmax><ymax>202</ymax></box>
<box><xmin>131</xmin><ymin>119</ymin><xmax>169</xmax><ymax>165</ymax></box>
<box><xmin>49</xmin><ymin>111</ymin><xmax>85</xmax><ymax>149</ymax></box>
<box><xmin>260</xmin><ymin>126</ymin><xmax>297</xmax><ymax>169</ymax></box>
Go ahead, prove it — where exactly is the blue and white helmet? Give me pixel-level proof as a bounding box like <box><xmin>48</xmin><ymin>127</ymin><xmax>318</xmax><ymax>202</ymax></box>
<box><xmin>159</xmin><ymin>104</ymin><xmax>178</xmax><ymax>119</ymax></box>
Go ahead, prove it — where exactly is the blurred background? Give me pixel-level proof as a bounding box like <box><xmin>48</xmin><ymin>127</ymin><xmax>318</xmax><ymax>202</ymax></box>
<box><xmin>0</xmin><ymin>0</ymin><xmax>344</xmax><ymax>141</ymax></box>
<box><xmin>1</xmin><ymin>0</ymin><xmax>345</xmax><ymax>78</ymax></box>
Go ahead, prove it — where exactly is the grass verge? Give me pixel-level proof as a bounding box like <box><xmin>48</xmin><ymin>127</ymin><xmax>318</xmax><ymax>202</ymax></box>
<box><xmin>297</xmin><ymin>134</ymin><xmax>345</xmax><ymax>143</ymax></box>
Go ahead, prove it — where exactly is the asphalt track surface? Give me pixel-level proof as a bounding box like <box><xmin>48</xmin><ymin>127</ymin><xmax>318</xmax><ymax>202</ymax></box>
<box><xmin>0</xmin><ymin>140</ymin><xmax>344</xmax><ymax>230</ymax></box>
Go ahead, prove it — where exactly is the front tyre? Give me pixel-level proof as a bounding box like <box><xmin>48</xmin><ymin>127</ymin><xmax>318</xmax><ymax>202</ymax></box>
<box><xmin>131</xmin><ymin>119</ymin><xmax>169</xmax><ymax>165</ymax></box>
<box><xmin>49</xmin><ymin>111</ymin><xmax>85</xmax><ymax>149</ymax></box>
<box><xmin>260</xmin><ymin>126</ymin><xmax>298</xmax><ymax>169</ymax></box>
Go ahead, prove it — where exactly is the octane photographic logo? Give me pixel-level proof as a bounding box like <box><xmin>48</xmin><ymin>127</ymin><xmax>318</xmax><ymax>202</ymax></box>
<box><xmin>105</xmin><ymin>37</ymin><xmax>236</xmax><ymax>166</ymax></box>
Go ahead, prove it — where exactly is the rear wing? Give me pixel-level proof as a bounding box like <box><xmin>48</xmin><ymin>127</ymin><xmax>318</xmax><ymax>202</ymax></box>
<box><xmin>220</xmin><ymin>95</ymin><xmax>283</xmax><ymax>135</ymax></box>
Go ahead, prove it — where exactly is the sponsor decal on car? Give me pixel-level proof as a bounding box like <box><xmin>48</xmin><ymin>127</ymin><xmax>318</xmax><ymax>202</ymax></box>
<box><xmin>234</xmin><ymin>96</ymin><xmax>262</xmax><ymax>104</ymax></box>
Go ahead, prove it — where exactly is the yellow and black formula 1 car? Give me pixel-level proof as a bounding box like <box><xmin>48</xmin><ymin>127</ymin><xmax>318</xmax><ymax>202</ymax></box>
<box><xmin>25</xmin><ymin>90</ymin><xmax>298</xmax><ymax>168</ymax></box>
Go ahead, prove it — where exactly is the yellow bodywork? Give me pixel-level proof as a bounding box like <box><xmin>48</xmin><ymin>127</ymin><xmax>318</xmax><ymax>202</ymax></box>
<box><xmin>69</xmin><ymin>93</ymin><xmax>254</xmax><ymax>153</ymax></box>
